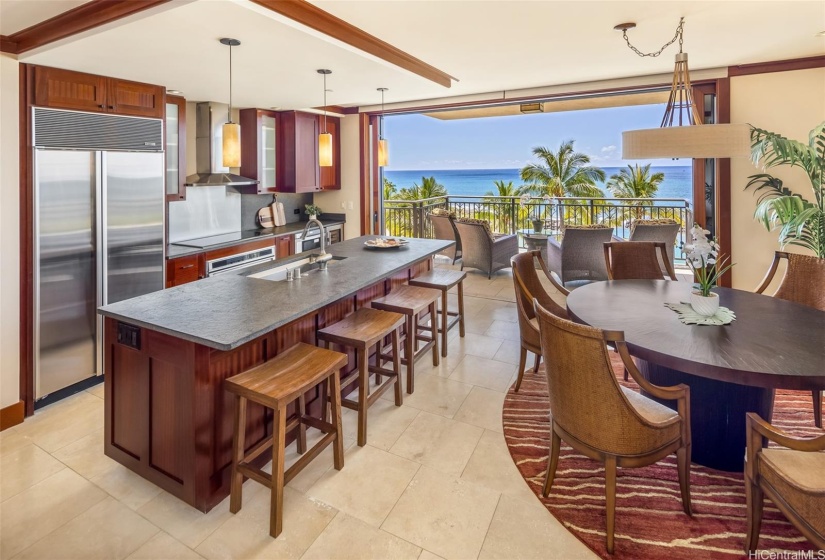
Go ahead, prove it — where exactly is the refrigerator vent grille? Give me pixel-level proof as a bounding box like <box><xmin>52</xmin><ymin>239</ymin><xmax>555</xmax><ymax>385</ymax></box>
<box><xmin>34</xmin><ymin>108</ymin><xmax>163</xmax><ymax>151</ymax></box>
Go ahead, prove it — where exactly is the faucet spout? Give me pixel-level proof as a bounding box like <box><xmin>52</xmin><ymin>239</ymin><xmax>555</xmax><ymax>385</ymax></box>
<box><xmin>303</xmin><ymin>218</ymin><xmax>332</xmax><ymax>264</ymax></box>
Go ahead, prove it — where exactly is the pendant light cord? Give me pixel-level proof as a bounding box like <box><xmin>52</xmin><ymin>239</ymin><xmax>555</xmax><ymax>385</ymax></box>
<box><xmin>623</xmin><ymin>17</ymin><xmax>685</xmax><ymax>57</ymax></box>
<box><xmin>323</xmin><ymin>72</ymin><xmax>327</xmax><ymax>134</ymax></box>
<box><xmin>380</xmin><ymin>88</ymin><xmax>385</xmax><ymax>139</ymax></box>
<box><xmin>228</xmin><ymin>43</ymin><xmax>233</xmax><ymax>119</ymax></box>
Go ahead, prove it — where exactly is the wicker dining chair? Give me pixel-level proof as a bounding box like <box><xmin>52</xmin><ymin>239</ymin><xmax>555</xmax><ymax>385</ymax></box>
<box><xmin>744</xmin><ymin>412</ymin><xmax>825</xmax><ymax>553</ymax></box>
<box><xmin>625</xmin><ymin>219</ymin><xmax>680</xmax><ymax>270</ymax></box>
<box><xmin>510</xmin><ymin>250</ymin><xmax>569</xmax><ymax>392</ymax></box>
<box><xmin>453</xmin><ymin>218</ymin><xmax>518</xmax><ymax>279</ymax></box>
<box><xmin>533</xmin><ymin>301</ymin><xmax>692</xmax><ymax>554</ymax></box>
<box><xmin>547</xmin><ymin>225</ymin><xmax>613</xmax><ymax>287</ymax></box>
<box><xmin>755</xmin><ymin>251</ymin><xmax>825</xmax><ymax>428</ymax></box>
<box><xmin>604</xmin><ymin>241</ymin><xmax>678</xmax><ymax>280</ymax></box>
<box><xmin>428</xmin><ymin>211</ymin><xmax>462</xmax><ymax>264</ymax></box>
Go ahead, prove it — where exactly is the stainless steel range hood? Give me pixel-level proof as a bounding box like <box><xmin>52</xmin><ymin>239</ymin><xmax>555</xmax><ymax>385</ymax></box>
<box><xmin>185</xmin><ymin>102</ymin><xmax>259</xmax><ymax>187</ymax></box>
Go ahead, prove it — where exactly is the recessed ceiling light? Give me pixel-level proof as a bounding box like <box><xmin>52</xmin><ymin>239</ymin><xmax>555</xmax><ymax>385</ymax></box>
<box><xmin>817</xmin><ymin>30</ymin><xmax>825</xmax><ymax>37</ymax></box>
<box><xmin>269</xmin><ymin>106</ymin><xmax>279</xmax><ymax>110</ymax></box>
<box><xmin>167</xmin><ymin>89</ymin><xmax>183</xmax><ymax>95</ymax></box>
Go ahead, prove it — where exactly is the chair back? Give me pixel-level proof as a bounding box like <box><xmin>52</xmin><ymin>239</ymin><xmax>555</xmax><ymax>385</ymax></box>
<box><xmin>533</xmin><ymin>301</ymin><xmax>673</xmax><ymax>455</ymax></box>
<box><xmin>560</xmin><ymin>227</ymin><xmax>613</xmax><ymax>282</ymax></box>
<box><xmin>428</xmin><ymin>213</ymin><xmax>461</xmax><ymax>262</ymax></box>
<box><xmin>771</xmin><ymin>252</ymin><xmax>825</xmax><ymax>311</ymax></box>
<box><xmin>604</xmin><ymin>241</ymin><xmax>677</xmax><ymax>280</ymax></box>
<box><xmin>629</xmin><ymin>220</ymin><xmax>680</xmax><ymax>268</ymax></box>
<box><xmin>511</xmin><ymin>251</ymin><xmax>568</xmax><ymax>319</ymax></box>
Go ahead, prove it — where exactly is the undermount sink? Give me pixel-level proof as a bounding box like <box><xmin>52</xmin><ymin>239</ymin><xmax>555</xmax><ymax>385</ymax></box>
<box><xmin>248</xmin><ymin>255</ymin><xmax>346</xmax><ymax>282</ymax></box>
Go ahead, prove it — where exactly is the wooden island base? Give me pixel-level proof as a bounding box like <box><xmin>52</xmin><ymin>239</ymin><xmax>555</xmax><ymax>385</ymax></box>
<box><xmin>104</xmin><ymin>258</ymin><xmax>431</xmax><ymax>512</ymax></box>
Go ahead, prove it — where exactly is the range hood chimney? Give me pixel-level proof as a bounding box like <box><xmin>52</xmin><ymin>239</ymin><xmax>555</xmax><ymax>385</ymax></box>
<box><xmin>184</xmin><ymin>102</ymin><xmax>259</xmax><ymax>187</ymax></box>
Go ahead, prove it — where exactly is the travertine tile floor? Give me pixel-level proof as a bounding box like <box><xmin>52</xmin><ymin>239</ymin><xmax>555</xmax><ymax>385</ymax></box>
<box><xmin>0</xmin><ymin>263</ymin><xmax>598</xmax><ymax>560</ymax></box>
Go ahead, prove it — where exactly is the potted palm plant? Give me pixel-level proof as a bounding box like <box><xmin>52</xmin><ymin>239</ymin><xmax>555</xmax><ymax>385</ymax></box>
<box><xmin>746</xmin><ymin>122</ymin><xmax>825</xmax><ymax>258</ymax></box>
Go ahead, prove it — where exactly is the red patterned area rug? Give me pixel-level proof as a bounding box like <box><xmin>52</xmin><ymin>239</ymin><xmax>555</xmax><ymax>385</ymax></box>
<box><xmin>502</xmin><ymin>354</ymin><xmax>824</xmax><ymax>559</ymax></box>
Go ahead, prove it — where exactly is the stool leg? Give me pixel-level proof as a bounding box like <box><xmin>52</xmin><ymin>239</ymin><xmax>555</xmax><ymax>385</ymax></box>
<box><xmin>270</xmin><ymin>406</ymin><xmax>286</xmax><ymax>538</ymax></box>
<box><xmin>405</xmin><ymin>315</ymin><xmax>415</xmax><ymax>394</ymax></box>
<box><xmin>440</xmin><ymin>290</ymin><xmax>448</xmax><ymax>358</ymax></box>
<box><xmin>457</xmin><ymin>280</ymin><xmax>466</xmax><ymax>337</ymax></box>
<box><xmin>392</xmin><ymin>328</ymin><xmax>403</xmax><ymax>406</ymax></box>
<box><xmin>329</xmin><ymin>373</ymin><xmax>344</xmax><ymax>470</ymax></box>
<box><xmin>296</xmin><ymin>393</ymin><xmax>307</xmax><ymax>455</ymax></box>
<box><xmin>357</xmin><ymin>346</ymin><xmax>369</xmax><ymax>447</ymax></box>
<box><xmin>430</xmin><ymin>301</ymin><xmax>439</xmax><ymax>367</ymax></box>
<box><xmin>229</xmin><ymin>395</ymin><xmax>247</xmax><ymax>514</ymax></box>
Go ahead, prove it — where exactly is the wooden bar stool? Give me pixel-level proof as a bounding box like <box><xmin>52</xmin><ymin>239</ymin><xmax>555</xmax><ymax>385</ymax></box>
<box><xmin>225</xmin><ymin>342</ymin><xmax>347</xmax><ymax>538</ymax></box>
<box><xmin>409</xmin><ymin>269</ymin><xmax>466</xmax><ymax>357</ymax></box>
<box><xmin>317</xmin><ymin>308</ymin><xmax>405</xmax><ymax>446</ymax></box>
<box><xmin>371</xmin><ymin>284</ymin><xmax>440</xmax><ymax>394</ymax></box>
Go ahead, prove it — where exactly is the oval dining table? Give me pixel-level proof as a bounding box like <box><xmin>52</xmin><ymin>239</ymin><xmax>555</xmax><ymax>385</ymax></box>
<box><xmin>566</xmin><ymin>280</ymin><xmax>825</xmax><ymax>472</ymax></box>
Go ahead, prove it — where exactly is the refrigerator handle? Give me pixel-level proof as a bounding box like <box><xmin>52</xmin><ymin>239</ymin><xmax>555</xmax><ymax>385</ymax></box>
<box><xmin>96</xmin><ymin>152</ymin><xmax>105</xmax><ymax>376</ymax></box>
<box><xmin>99</xmin><ymin>152</ymin><xmax>108</xmax><ymax>306</ymax></box>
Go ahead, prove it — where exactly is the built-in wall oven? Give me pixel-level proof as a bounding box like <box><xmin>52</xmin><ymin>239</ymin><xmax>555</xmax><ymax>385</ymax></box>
<box><xmin>206</xmin><ymin>246</ymin><xmax>275</xmax><ymax>276</ymax></box>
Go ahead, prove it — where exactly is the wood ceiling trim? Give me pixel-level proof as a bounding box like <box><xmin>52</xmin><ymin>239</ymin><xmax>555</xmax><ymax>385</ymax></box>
<box><xmin>2</xmin><ymin>0</ymin><xmax>172</xmax><ymax>55</ymax></box>
<box><xmin>250</xmin><ymin>0</ymin><xmax>454</xmax><ymax>88</ymax></box>
<box><xmin>728</xmin><ymin>55</ymin><xmax>825</xmax><ymax>77</ymax></box>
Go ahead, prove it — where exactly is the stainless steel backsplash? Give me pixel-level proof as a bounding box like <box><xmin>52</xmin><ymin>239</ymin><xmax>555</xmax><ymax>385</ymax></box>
<box><xmin>168</xmin><ymin>185</ymin><xmax>241</xmax><ymax>242</ymax></box>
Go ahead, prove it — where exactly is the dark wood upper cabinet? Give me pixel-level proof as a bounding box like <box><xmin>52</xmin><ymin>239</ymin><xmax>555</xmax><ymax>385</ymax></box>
<box><xmin>278</xmin><ymin>111</ymin><xmax>320</xmax><ymax>193</ymax></box>
<box><xmin>319</xmin><ymin>116</ymin><xmax>341</xmax><ymax>191</ymax></box>
<box><xmin>32</xmin><ymin>65</ymin><xmax>164</xmax><ymax>119</ymax></box>
<box><xmin>109</xmin><ymin>78</ymin><xmax>165</xmax><ymax>118</ymax></box>
<box><xmin>165</xmin><ymin>95</ymin><xmax>187</xmax><ymax>201</ymax></box>
<box><xmin>239</xmin><ymin>109</ymin><xmax>278</xmax><ymax>194</ymax></box>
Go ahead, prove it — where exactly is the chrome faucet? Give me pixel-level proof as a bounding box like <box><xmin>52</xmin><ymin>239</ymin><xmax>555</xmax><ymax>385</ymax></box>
<box><xmin>302</xmin><ymin>218</ymin><xmax>333</xmax><ymax>267</ymax></box>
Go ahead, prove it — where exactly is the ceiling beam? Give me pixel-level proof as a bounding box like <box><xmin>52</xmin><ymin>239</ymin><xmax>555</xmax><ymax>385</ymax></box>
<box><xmin>2</xmin><ymin>0</ymin><xmax>172</xmax><ymax>55</ymax></box>
<box><xmin>250</xmin><ymin>0</ymin><xmax>455</xmax><ymax>88</ymax></box>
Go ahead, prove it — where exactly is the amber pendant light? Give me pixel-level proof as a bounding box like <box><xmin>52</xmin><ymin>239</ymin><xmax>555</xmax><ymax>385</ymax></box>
<box><xmin>220</xmin><ymin>38</ymin><xmax>241</xmax><ymax>168</ymax></box>
<box><xmin>377</xmin><ymin>87</ymin><xmax>389</xmax><ymax>167</ymax></box>
<box><xmin>317</xmin><ymin>69</ymin><xmax>333</xmax><ymax>167</ymax></box>
<box><xmin>618</xmin><ymin>19</ymin><xmax>749</xmax><ymax>159</ymax></box>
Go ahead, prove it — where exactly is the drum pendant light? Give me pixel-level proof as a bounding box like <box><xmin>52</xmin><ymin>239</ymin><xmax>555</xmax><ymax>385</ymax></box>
<box><xmin>220</xmin><ymin>38</ymin><xmax>241</xmax><ymax>168</ymax></box>
<box><xmin>318</xmin><ymin>69</ymin><xmax>333</xmax><ymax>167</ymax></box>
<box><xmin>617</xmin><ymin>19</ymin><xmax>749</xmax><ymax>159</ymax></box>
<box><xmin>377</xmin><ymin>88</ymin><xmax>389</xmax><ymax>167</ymax></box>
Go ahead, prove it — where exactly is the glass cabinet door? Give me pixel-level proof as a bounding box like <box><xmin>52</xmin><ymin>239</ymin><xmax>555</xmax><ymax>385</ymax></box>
<box><xmin>261</xmin><ymin>114</ymin><xmax>276</xmax><ymax>190</ymax></box>
<box><xmin>165</xmin><ymin>101</ymin><xmax>179</xmax><ymax>195</ymax></box>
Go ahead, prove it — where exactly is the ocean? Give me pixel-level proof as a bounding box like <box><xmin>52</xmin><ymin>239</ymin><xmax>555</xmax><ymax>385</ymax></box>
<box><xmin>384</xmin><ymin>166</ymin><xmax>692</xmax><ymax>201</ymax></box>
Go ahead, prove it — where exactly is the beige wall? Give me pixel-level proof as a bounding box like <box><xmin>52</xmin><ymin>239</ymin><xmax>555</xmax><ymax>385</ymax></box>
<box><xmin>1</xmin><ymin>54</ymin><xmax>20</xmax><ymax>409</ymax></box>
<box><xmin>729</xmin><ymin>67</ymin><xmax>825</xmax><ymax>289</ymax></box>
<box><xmin>314</xmin><ymin>114</ymin><xmax>361</xmax><ymax>240</ymax></box>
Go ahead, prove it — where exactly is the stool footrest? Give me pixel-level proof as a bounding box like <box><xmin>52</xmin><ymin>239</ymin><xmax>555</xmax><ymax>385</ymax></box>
<box><xmin>244</xmin><ymin>435</ymin><xmax>275</xmax><ymax>465</ymax></box>
<box><xmin>300</xmin><ymin>415</ymin><xmax>335</xmax><ymax>434</ymax></box>
<box><xmin>238</xmin><ymin>463</ymin><xmax>272</xmax><ymax>488</ymax></box>
<box><xmin>285</xmin><ymin>432</ymin><xmax>336</xmax><ymax>484</ymax></box>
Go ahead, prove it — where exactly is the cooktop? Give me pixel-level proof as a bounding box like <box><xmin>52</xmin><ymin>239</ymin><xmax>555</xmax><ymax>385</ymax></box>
<box><xmin>172</xmin><ymin>230</ymin><xmax>268</xmax><ymax>249</ymax></box>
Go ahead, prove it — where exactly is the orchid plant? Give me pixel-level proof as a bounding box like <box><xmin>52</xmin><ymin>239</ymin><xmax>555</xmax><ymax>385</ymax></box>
<box><xmin>682</xmin><ymin>225</ymin><xmax>735</xmax><ymax>297</ymax></box>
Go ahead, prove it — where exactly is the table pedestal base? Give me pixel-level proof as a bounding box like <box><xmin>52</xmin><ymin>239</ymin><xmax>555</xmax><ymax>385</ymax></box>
<box><xmin>636</xmin><ymin>360</ymin><xmax>774</xmax><ymax>472</ymax></box>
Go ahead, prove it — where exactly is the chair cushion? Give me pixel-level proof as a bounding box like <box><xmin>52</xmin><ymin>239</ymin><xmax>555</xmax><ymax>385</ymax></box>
<box><xmin>620</xmin><ymin>386</ymin><xmax>681</xmax><ymax>426</ymax></box>
<box><xmin>430</xmin><ymin>208</ymin><xmax>456</xmax><ymax>218</ymax></box>
<box><xmin>560</xmin><ymin>224</ymin><xmax>612</xmax><ymax>240</ymax></box>
<box><xmin>759</xmin><ymin>448</ymin><xmax>825</xmax><ymax>535</ymax></box>
<box><xmin>456</xmin><ymin>217</ymin><xmax>494</xmax><ymax>240</ymax></box>
<box><xmin>630</xmin><ymin>219</ymin><xmax>678</xmax><ymax>236</ymax></box>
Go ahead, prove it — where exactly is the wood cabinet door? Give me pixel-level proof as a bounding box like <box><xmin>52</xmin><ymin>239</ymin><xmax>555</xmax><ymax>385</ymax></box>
<box><xmin>294</xmin><ymin>112</ymin><xmax>320</xmax><ymax>193</ymax></box>
<box><xmin>109</xmin><ymin>79</ymin><xmax>165</xmax><ymax>118</ymax></box>
<box><xmin>34</xmin><ymin>66</ymin><xmax>108</xmax><ymax>113</ymax></box>
<box><xmin>166</xmin><ymin>255</ymin><xmax>201</xmax><ymax>287</ymax></box>
<box><xmin>275</xmin><ymin>235</ymin><xmax>294</xmax><ymax>259</ymax></box>
<box><xmin>319</xmin><ymin>117</ymin><xmax>341</xmax><ymax>190</ymax></box>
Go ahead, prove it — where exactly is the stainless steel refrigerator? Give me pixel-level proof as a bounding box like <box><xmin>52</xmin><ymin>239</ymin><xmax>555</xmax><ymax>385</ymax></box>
<box><xmin>33</xmin><ymin>108</ymin><xmax>165</xmax><ymax>400</ymax></box>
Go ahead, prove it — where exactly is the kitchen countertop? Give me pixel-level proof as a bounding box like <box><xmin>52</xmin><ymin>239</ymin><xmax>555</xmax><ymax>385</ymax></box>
<box><xmin>166</xmin><ymin>219</ymin><xmax>346</xmax><ymax>259</ymax></box>
<box><xmin>100</xmin><ymin>236</ymin><xmax>452</xmax><ymax>351</ymax></box>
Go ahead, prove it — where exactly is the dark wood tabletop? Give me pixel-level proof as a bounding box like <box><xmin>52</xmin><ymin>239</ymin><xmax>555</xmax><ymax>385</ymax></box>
<box><xmin>566</xmin><ymin>280</ymin><xmax>825</xmax><ymax>391</ymax></box>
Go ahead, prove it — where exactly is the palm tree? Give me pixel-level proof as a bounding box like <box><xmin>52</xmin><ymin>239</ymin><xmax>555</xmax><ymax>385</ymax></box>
<box><xmin>606</xmin><ymin>164</ymin><xmax>665</xmax><ymax>221</ymax></box>
<box><xmin>383</xmin><ymin>177</ymin><xmax>398</xmax><ymax>200</ymax></box>
<box><xmin>480</xmin><ymin>180</ymin><xmax>527</xmax><ymax>232</ymax></box>
<box><xmin>398</xmin><ymin>176</ymin><xmax>448</xmax><ymax>200</ymax></box>
<box><xmin>520</xmin><ymin>141</ymin><xmax>606</xmax><ymax>198</ymax></box>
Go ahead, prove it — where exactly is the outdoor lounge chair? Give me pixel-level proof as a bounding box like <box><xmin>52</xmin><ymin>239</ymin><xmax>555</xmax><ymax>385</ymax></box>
<box><xmin>547</xmin><ymin>225</ymin><xmax>613</xmax><ymax>287</ymax></box>
<box><xmin>427</xmin><ymin>211</ymin><xmax>461</xmax><ymax>264</ymax></box>
<box><xmin>613</xmin><ymin>219</ymin><xmax>681</xmax><ymax>273</ymax></box>
<box><xmin>453</xmin><ymin>218</ymin><xmax>518</xmax><ymax>279</ymax></box>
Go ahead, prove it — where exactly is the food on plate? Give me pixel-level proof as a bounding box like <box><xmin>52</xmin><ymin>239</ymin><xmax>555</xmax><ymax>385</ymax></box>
<box><xmin>365</xmin><ymin>237</ymin><xmax>408</xmax><ymax>248</ymax></box>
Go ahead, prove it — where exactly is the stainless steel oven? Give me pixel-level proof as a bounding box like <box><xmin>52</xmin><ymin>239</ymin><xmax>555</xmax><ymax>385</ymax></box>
<box><xmin>206</xmin><ymin>246</ymin><xmax>275</xmax><ymax>276</ymax></box>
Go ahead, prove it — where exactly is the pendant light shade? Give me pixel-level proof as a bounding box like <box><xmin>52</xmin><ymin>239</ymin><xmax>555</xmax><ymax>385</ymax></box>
<box><xmin>317</xmin><ymin>69</ymin><xmax>333</xmax><ymax>167</ymax></box>
<box><xmin>378</xmin><ymin>138</ymin><xmax>389</xmax><ymax>167</ymax></box>
<box><xmin>377</xmin><ymin>87</ymin><xmax>389</xmax><ymax>167</ymax></box>
<box><xmin>222</xmin><ymin>122</ymin><xmax>241</xmax><ymax>167</ymax></box>
<box><xmin>318</xmin><ymin>132</ymin><xmax>333</xmax><ymax>167</ymax></box>
<box><xmin>617</xmin><ymin>20</ymin><xmax>750</xmax><ymax>160</ymax></box>
<box><xmin>220</xmin><ymin>38</ymin><xmax>241</xmax><ymax>168</ymax></box>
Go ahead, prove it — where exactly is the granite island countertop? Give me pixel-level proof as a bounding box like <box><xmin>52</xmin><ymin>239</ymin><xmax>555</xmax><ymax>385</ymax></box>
<box><xmin>100</xmin><ymin>236</ymin><xmax>452</xmax><ymax>351</ymax></box>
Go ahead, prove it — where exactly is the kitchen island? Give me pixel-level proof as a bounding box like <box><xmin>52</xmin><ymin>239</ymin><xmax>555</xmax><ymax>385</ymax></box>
<box><xmin>98</xmin><ymin>236</ymin><xmax>452</xmax><ymax>512</ymax></box>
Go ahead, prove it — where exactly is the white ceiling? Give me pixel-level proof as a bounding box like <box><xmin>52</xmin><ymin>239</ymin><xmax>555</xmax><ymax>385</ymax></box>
<box><xmin>0</xmin><ymin>0</ymin><xmax>91</xmax><ymax>36</ymax></box>
<box><xmin>12</xmin><ymin>0</ymin><xmax>825</xmax><ymax>111</ymax></box>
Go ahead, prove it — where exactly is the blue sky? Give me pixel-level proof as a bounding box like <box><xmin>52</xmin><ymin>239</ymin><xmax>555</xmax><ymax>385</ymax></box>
<box><xmin>383</xmin><ymin>103</ymin><xmax>685</xmax><ymax>170</ymax></box>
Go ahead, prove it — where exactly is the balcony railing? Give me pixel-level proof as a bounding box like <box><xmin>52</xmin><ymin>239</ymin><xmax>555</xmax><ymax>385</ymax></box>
<box><xmin>383</xmin><ymin>195</ymin><xmax>693</xmax><ymax>262</ymax></box>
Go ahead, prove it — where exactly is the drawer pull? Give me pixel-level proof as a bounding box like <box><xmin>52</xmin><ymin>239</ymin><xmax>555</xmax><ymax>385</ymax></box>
<box><xmin>179</xmin><ymin>264</ymin><xmax>194</xmax><ymax>269</ymax></box>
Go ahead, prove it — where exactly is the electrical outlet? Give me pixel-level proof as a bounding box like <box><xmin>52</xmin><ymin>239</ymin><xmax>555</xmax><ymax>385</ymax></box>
<box><xmin>348</xmin><ymin>201</ymin><xmax>354</xmax><ymax>210</ymax></box>
<box><xmin>293</xmin><ymin>209</ymin><xmax>300</xmax><ymax>215</ymax></box>
<box><xmin>341</xmin><ymin>201</ymin><xmax>346</xmax><ymax>209</ymax></box>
